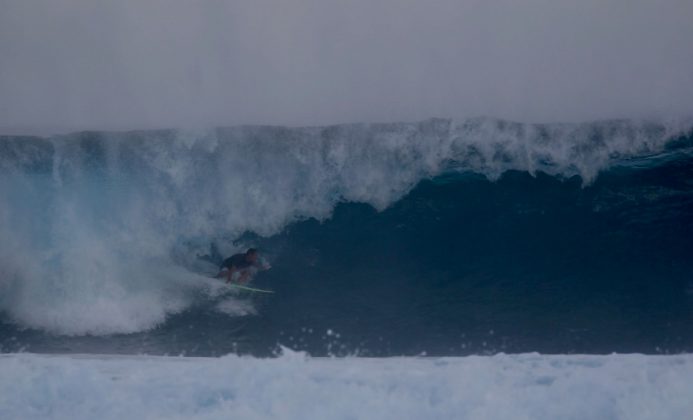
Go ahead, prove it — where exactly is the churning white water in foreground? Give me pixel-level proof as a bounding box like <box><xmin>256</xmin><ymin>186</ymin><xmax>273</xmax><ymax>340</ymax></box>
<box><xmin>1</xmin><ymin>351</ymin><xmax>691</xmax><ymax>420</ymax></box>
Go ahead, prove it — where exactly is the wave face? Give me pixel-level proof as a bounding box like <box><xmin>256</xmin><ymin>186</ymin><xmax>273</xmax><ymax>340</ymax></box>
<box><xmin>1</xmin><ymin>118</ymin><xmax>692</xmax><ymax>355</ymax></box>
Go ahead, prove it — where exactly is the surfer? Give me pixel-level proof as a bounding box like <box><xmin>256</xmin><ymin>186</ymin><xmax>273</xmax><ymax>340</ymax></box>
<box><xmin>217</xmin><ymin>248</ymin><xmax>269</xmax><ymax>284</ymax></box>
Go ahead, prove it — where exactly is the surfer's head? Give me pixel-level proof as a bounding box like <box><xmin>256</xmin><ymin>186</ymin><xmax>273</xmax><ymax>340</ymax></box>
<box><xmin>246</xmin><ymin>248</ymin><xmax>259</xmax><ymax>263</ymax></box>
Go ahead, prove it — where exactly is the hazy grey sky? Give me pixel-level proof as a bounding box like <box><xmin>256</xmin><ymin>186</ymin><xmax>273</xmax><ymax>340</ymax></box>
<box><xmin>1</xmin><ymin>0</ymin><xmax>692</xmax><ymax>131</ymax></box>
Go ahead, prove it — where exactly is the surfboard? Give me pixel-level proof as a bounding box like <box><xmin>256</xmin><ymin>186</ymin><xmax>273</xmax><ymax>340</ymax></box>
<box><xmin>225</xmin><ymin>283</ymin><xmax>275</xmax><ymax>294</ymax></box>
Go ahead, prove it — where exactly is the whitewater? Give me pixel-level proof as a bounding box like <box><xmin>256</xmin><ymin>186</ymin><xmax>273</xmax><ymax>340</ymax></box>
<box><xmin>2</xmin><ymin>351</ymin><xmax>692</xmax><ymax>420</ymax></box>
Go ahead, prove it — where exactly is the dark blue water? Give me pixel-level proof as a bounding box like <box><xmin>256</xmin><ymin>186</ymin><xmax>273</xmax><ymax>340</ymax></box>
<box><xmin>1</xmin><ymin>119</ymin><xmax>692</xmax><ymax>356</ymax></box>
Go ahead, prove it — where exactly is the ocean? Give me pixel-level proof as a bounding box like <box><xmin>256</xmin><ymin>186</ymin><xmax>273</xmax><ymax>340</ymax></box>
<box><xmin>1</xmin><ymin>118</ymin><xmax>692</xmax><ymax>418</ymax></box>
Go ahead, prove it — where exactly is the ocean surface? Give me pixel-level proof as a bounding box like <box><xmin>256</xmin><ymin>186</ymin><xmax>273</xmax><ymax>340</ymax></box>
<box><xmin>1</xmin><ymin>118</ymin><xmax>692</xmax><ymax>357</ymax></box>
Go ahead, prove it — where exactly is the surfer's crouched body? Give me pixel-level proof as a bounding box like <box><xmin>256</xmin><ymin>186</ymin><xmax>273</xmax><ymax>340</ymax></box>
<box><xmin>217</xmin><ymin>248</ymin><xmax>269</xmax><ymax>284</ymax></box>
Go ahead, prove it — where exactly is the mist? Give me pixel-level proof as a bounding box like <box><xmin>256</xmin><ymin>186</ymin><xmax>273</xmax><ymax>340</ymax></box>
<box><xmin>1</xmin><ymin>0</ymin><xmax>692</xmax><ymax>133</ymax></box>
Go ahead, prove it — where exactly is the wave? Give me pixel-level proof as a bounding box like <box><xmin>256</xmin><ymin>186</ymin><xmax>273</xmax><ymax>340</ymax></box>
<box><xmin>0</xmin><ymin>117</ymin><xmax>691</xmax><ymax>337</ymax></box>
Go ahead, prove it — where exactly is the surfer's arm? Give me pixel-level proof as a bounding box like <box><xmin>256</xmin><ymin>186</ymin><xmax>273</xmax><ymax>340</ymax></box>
<box><xmin>256</xmin><ymin>258</ymin><xmax>272</xmax><ymax>271</ymax></box>
<box><xmin>225</xmin><ymin>267</ymin><xmax>237</xmax><ymax>283</ymax></box>
<box><xmin>238</xmin><ymin>270</ymin><xmax>251</xmax><ymax>284</ymax></box>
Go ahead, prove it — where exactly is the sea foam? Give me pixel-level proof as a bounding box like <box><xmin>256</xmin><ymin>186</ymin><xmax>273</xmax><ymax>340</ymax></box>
<box><xmin>0</xmin><ymin>351</ymin><xmax>691</xmax><ymax>420</ymax></box>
